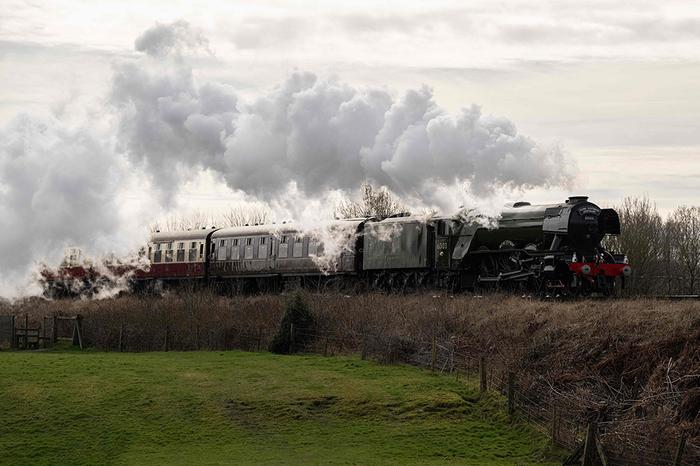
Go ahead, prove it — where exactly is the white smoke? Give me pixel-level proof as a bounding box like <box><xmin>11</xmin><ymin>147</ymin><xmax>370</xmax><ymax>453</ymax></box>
<box><xmin>134</xmin><ymin>20</ymin><xmax>211</xmax><ymax>58</ymax></box>
<box><xmin>0</xmin><ymin>110</ymin><xmax>144</xmax><ymax>298</ymax></box>
<box><xmin>0</xmin><ymin>20</ymin><xmax>575</xmax><ymax>298</ymax></box>
<box><xmin>112</xmin><ymin>37</ymin><xmax>573</xmax><ymax>205</ymax></box>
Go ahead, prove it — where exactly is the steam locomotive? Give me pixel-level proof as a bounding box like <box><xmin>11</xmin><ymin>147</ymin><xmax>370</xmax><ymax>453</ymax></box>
<box><xmin>44</xmin><ymin>196</ymin><xmax>630</xmax><ymax>297</ymax></box>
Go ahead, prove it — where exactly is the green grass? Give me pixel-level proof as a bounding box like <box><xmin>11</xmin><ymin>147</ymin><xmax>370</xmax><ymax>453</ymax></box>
<box><xmin>0</xmin><ymin>350</ymin><xmax>562</xmax><ymax>465</ymax></box>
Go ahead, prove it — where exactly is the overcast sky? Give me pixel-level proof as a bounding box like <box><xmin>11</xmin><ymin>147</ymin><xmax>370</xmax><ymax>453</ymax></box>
<box><xmin>1</xmin><ymin>0</ymin><xmax>699</xmax><ymax>294</ymax></box>
<box><xmin>2</xmin><ymin>0</ymin><xmax>698</xmax><ymax>214</ymax></box>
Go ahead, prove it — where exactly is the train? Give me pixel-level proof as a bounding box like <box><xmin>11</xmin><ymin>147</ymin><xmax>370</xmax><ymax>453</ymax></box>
<box><xmin>43</xmin><ymin>196</ymin><xmax>631</xmax><ymax>297</ymax></box>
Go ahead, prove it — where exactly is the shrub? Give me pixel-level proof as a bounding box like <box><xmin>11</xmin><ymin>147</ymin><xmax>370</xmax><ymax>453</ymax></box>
<box><xmin>269</xmin><ymin>291</ymin><xmax>315</xmax><ymax>354</ymax></box>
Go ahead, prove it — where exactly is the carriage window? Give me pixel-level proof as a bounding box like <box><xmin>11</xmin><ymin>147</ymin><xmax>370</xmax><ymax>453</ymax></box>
<box><xmin>178</xmin><ymin>242</ymin><xmax>184</xmax><ymax>250</ymax></box>
<box><xmin>156</xmin><ymin>243</ymin><xmax>162</xmax><ymax>251</ymax></box>
<box><xmin>244</xmin><ymin>237</ymin><xmax>254</xmax><ymax>259</ymax></box>
<box><xmin>217</xmin><ymin>239</ymin><xmax>228</xmax><ymax>260</ymax></box>
<box><xmin>167</xmin><ymin>242</ymin><xmax>173</xmax><ymax>250</ymax></box>
<box><xmin>293</xmin><ymin>237</ymin><xmax>304</xmax><ymax>258</ymax></box>
<box><xmin>258</xmin><ymin>237</ymin><xmax>269</xmax><ymax>258</ymax></box>
<box><xmin>308</xmin><ymin>240</ymin><xmax>318</xmax><ymax>256</ymax></box>
<box><xmin>191</xmin><ymin>241</ymin><xmax>197</xmax><ymax>249</ymax></box>
<box><xmin>199</xmin><ymin>244</ymin><xmax>204</xmax><ymax>255</ymax></box>
<box><xmin>231</xmin><ymin>238</ymin><xmax>240</xmax><ymax>260</ymax></box>
<box><xmin>279</xmin><ymin>236</ymin><xmax>289</xmax><ymax>258</ymax></box>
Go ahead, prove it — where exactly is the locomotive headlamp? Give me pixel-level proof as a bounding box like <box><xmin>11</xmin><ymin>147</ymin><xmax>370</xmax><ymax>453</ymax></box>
<box><xmin>623</xmin><ymin>265</ymin><xmax>632</xmax><ymax>277</ymax></box>
<box><xmin>580</xmin><ymin>264</ymin><xmax>592</xmax><ymax>275</ymax></box>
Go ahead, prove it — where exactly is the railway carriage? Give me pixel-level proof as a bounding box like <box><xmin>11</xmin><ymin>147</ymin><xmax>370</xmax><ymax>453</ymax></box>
<box><xmin>143</xmin><ymin>229</ymin><xmax>212</xmax><ymax>282</ymax></box>
<box><xmin>205</xmin><ymin>219</ymin><xmax>366</xmax><ymax>291</ymax></box>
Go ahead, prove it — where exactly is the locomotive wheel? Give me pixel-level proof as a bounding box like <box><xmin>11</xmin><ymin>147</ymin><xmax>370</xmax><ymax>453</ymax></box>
<box><xmin>473</xmin><ymin>255</ymin><xmax>498</xmax><ymax>293</ymax></box>
<box><xmin>371</xmin><ymin>272</ymin><xmax>384</xmax><ymax>291</ymax></box>
<box><xmin>478</xmin><ymin>255</ymin><xmax>499</xmax><ymax>279</ymax></box>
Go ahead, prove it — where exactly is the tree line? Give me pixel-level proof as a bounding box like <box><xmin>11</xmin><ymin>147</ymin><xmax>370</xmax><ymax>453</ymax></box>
<box><xmin>605</xmin><ymin>198</ymin><xmax>700</xmax><ymax>295</ymax></box>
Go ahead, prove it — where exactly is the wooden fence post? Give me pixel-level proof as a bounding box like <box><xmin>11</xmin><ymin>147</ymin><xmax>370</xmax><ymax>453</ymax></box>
<box><xmin>74</xmin><ymin>315</ymin><xmax>83</xmax><ymax>350</ymax></box>
<box><xmin>23</xmin><ymin>314</ymin><xmax>28</xmax><ymax>349</ymax></box>
<box><xmin>10</xmin><ymin>315</ymin><xmax>16</xmax><ymax>349</ymax></box>
<box><xmin>52</xmin><ymin>314</ymin><xmax>57</xmax><ymax>344</ymax></box>
<box><xmin>256</xmin><ymin>329</ymin><xmax>262</xmax><ymax>352</ymax></box>
<box><xmin>582</xmin><ymin>422</ymin><xmax>595</xmax><ymax>466</ymax></box>
<box><xmin>118</xmin><ymin>323</ymin><xmax>124</xmax><ymax>352</ymax></box>
<box><xmin>673</xmin><ymin>433</ymin><xmax>687</xmax><ymax>466</ymax></box>
<box><xmin>431</xmin><ymin>336</ymin><xmax>437</xmax><ymax>371</ymax></box>
<box><xmin>479</xmin><ymin>356</ymin><xmax>487</xmax><ymax>393</ymax></box>
<box><xmin>289</xmin><ymin>323</ymin><xmax>295</xmax><ymax>354</ymax></box>
<box><xmin>323</xmin><ymin>337</ymin><xmax>329</xmax><ymax>357</ymax></box>
<box><xmin>507</xmin><ymin>371</ymin><xmax>515</xmax><ymax>417</ymax></box>
<box><xmin>42</xmin><ymin>317</ymin><xmax>47</xmax><ymax>348</ymax></box>
<box><xmin>164</xmin><ymin>327</ymin><xmax>169</xmax><ymax>352</ymax></box>
<box><xmin>595</xmin><ymin>430</ymin><xmax>609</xmax><ymax>466</ymax></box>
<box><xmin>551</xmin><ymin>406</ymin><xmax>559</xmax><ymax>445</ymax></box>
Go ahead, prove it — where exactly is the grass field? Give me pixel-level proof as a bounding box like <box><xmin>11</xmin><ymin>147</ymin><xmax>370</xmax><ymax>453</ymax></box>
<box><xmin>0</xmin><ymin>349</ymin><xmax>562</xmax><ymax>465</ymax></box>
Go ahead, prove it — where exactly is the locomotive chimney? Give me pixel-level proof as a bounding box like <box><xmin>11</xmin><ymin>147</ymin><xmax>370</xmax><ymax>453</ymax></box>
<box><xmin>567</xmin><ymin>196</ymin><xmax>588</xmax><ymax>204</ymax></box>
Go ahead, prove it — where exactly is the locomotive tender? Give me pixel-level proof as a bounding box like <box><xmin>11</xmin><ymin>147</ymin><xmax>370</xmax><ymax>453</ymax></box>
<box><xmin>47</xmin><ymin>196</ymin><xmax>631</xmax><ymax>296</ymax></box>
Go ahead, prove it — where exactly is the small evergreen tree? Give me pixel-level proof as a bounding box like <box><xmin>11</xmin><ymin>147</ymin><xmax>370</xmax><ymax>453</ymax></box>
<box><xmin>269</xmin><ymin>291</ymin><xmax>315</xmax><ymax>354</ymax></box>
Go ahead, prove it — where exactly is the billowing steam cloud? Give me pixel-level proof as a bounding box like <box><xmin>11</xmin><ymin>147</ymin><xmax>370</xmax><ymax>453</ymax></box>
<box><xmin>0</xmin><ymin>20</ymin><xmax>574</xmax><ymax>297</ymax></box>
<box><xmin>113</xmin><ymin>26</ymin><xmax>571</xmax><ymax>203</ymax></box>
<box><xmin>0</xmin><ymin>113</ymin><xmax>130</xmax><ymax>297</ymax></box>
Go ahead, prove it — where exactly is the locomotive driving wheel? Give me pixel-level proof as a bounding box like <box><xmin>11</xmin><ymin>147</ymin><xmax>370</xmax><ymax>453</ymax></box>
<box><xmin>478</xmin><ymin>253</ymin><xmax>499</xmax><ymax>278</ymax></box>
<box><xmin>475</xmin><ymin>249</ymin><xmax>499</xmax><ymax>292</ymax></box>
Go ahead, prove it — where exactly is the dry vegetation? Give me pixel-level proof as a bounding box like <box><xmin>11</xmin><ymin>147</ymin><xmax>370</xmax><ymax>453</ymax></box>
<box><xmin>3</xmin><ymin>293</ymin><xmax>699</xmax><ymax>462</ymax></box>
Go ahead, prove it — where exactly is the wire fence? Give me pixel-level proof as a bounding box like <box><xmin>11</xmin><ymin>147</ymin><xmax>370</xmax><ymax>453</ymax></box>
<box><xmin>6</xmin><ymin>311</ymin><xmax>699</xmax><ymax>465</ymax></box>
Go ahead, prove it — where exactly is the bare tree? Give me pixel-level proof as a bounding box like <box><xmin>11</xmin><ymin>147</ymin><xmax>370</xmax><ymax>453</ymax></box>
<box><xmin>335</xmin><ymin>183</ymin><xmax>406</xmax><ymax>220</ymax></box>
<box><xmin>150</xmin><ymin>210</ymin><xmax>214</xmax><ymax>232</ymax></box>
<box><xmin>660</xmin><ymin>217</ymin><xmax>676</xmax><ymax>294</ymax></box>
<box><xmin>604</xmin><ymin>197</ymin><xmax>665</xmax><ymax>295</ymax></box>
<box><xmin>150</xmin><ymin>204</ymin><xmax>274</xmax><ymax>232</ymax></box>
<box><xmin>668</xmin><ymin>206</ymin><xmax>700</xmax><ymax>294</ymax></box>
<box><xmin>221</xmin><ymin>204</ymin><xmax>271</xmax><ymax>227</ymax></box>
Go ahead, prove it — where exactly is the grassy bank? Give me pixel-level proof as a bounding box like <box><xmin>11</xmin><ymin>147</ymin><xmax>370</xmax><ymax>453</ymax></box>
<box><xmin>0</xmin><ymin>350</ymin><xmax>560</xmax><ymax>465</ymax></box>
<box><xmin>4</xmin><ymin>293</ymin><xmax>698</xmax><ymax>458</ymax></box>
